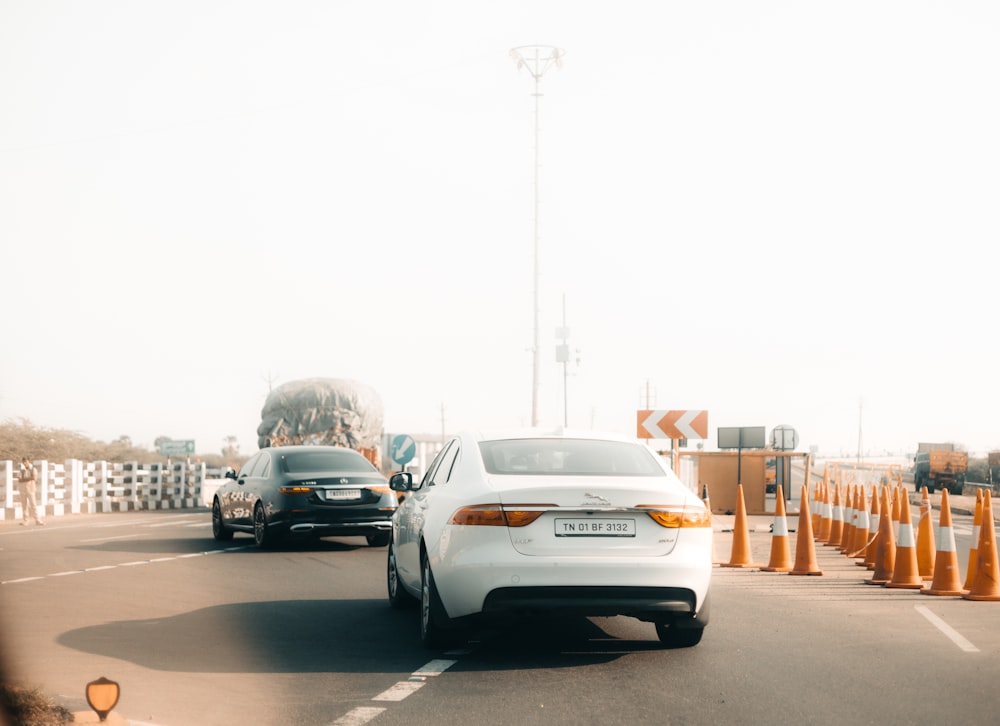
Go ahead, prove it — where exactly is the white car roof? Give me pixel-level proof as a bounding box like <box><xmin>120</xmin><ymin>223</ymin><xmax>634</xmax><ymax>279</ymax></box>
<box><xmin>463</xmin><ymin>428</ymin><xmax>643</xmax><ymax>445</ymax></box>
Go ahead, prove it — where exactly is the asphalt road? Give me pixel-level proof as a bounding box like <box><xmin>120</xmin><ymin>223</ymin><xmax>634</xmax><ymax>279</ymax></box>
<box><xmin>1</xmin><ymin>509</ymin><xmax>998</xmax><ymax>726</ymax></box>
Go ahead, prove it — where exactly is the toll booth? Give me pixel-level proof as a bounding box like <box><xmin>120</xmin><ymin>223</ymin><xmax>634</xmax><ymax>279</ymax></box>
<box><xmin>682</xmin><ymin>451</ymin><xmax>809</xmax><ymax>515</ymax></box>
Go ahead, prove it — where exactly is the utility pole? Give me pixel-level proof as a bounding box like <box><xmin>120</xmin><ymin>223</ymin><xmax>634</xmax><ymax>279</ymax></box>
<box><xmin>555</xmin><ymin>294</ymin><xmax>574</xmax><ymax>427</ymax></box>
<box><xmin>511</xmin><ymin>45</ymin><xmax>564</xmax><ymax>427</ymax></box>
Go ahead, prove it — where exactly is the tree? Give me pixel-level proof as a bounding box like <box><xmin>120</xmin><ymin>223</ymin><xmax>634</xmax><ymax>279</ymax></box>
<box><xmin>222</xmin><ymin>435</ymin><xmax>240</xmax><ymax>460</ymax></box>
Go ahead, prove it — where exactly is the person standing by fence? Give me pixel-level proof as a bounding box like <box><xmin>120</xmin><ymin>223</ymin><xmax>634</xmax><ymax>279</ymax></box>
<box><xmin>18</xmin><ymin>456</ymin><xmax>44</xmax><ymax>525</ymax></box>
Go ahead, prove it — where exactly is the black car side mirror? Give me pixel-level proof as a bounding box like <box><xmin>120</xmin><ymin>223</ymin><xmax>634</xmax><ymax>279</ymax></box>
<box><xmin>389</xmin><ymin>471</ymin><xmax>414</xmax><ymax>492</ymax></box>
<box><xmin>224</xmin><ymin>468</ymin><xmax>238</xmax><ymax>480</ymax></box>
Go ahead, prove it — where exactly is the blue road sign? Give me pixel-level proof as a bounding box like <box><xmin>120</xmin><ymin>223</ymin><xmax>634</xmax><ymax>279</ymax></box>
<box><xmin>390</xmin><ymin>434</ymin><xmax>416</xmax><ymax>466</ymax></box>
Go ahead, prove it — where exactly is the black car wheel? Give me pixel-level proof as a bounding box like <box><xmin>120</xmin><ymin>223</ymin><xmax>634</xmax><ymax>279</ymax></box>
<box><xmin>212</xmin><ymin>499</ymin><xmax>233</xmax><ymax>541</ymax></box>
<box><xmin>253</xmin><ymin>502</ymin><xmax>274</xmax><ymax>549</ymax></box>
<box><xmin>367</xmin><ymin>531</ymin><xmax>391</xmax><ymax>548</ymax></box>
<box><xmin>655</xmin><ymin>620</ymin><xmax>704</xmax><ymax>648</ymax></box>
<box><xmin>388</xmin><ymin>541</ymin><xmax>416</xmax><ymax>609</ymax></box>
<box><xmin>420</xmin><ymin>554</ymin><xmax>454</xmax><ymax>648</ymax></box>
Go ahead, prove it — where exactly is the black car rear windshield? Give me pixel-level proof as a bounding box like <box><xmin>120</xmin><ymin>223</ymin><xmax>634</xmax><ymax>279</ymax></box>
<box><xmin>478</xmin><ymin>438</ymin><xmax>665</xmax><ymax>476</ymax></box>
<box><xmin>279</xmin><ymin>449</ymin><xmax>377</xmax><ymax>474</ymax></box>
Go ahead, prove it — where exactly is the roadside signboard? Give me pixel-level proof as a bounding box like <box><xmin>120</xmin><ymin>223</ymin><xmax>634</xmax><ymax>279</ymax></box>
<box><xmin>158</xmin><ymin>439</ymin><xmax>195</xmax><ymax>456</ymax></box>
<box><xmin>390</xmin><ymin>434</ymin><xmax>416</xmax><ymax>466</ymax></box>
<box><xmin>637</xmin><ymin>410</ymin><xmax>708</xmax><ymax>440</ymax></box>
<box><xmin>717</xmin><ymin>427</ymin><xmax>765</xmax><ymax>449</ymax></box>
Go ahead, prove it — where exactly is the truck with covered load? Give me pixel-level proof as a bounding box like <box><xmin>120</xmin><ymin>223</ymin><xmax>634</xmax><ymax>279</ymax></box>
<box><xmin>913</xmin><ymin>442</ymin><xmax>967</xmax><ymax>495</ymax></box>
<box><xmin>257</xmin><ymin>377</ymin><xmax>384</xmax><ymax>468</ymax></box>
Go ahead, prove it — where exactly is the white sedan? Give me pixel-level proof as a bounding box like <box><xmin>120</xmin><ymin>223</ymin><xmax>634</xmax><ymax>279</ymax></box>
<box><xmin>386</xmin><ymin>430</ymin><xmax>712</xmax><ymax>648</ymax></box>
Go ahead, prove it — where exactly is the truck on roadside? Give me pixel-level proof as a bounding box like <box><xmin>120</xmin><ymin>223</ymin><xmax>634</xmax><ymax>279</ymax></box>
<box><xmin>912</xmin><ymin>442</ymin><xmax>967</xmax><ymax>495</ymax></box>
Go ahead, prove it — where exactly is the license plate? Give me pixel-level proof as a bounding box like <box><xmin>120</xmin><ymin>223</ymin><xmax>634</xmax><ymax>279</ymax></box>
<box><xmin>325</xmin><ymin>489</ymin><xmax>361</xmax><ymax>500</ymax></box>
<box><xmin>554</xmin><ymin>518</ymin><xmax>636</xmax><ymax>537</ymax></box>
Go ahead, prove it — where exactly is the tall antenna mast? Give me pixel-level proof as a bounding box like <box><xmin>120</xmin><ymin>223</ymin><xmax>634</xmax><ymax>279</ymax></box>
<box><xmin>511</xmin><ymin>45</ymin><xmax>564</xmax><ymax>427</ymax></box>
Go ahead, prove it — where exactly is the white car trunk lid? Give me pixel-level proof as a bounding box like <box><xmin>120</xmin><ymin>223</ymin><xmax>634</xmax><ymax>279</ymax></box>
<box><xmin>492</xmin><ymin>476</ymin><xmax>693</xmax><ymax>557</ymax></box>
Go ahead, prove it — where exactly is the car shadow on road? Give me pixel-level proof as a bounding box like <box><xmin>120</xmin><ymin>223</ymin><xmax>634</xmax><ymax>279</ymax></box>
<box><xmin>58</xmin><ymin>599</ymin><xmax>424</xmax><ymax>674</ymax></box>
<box><xmin>462</xmin><ymin>616</ymin><xmax>670</xmax><ymax>669</ymax></box>
<box><xmin>56</xmin><ymin>601</ymin><xmax>660</xmax><ymax>674</ymax></box>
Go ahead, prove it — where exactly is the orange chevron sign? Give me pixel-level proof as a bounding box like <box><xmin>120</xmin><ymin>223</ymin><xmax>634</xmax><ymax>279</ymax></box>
<box><xmin>637</xmin><ymin>409</ymin><xmax>709</xmax><ymax>440</ymax></box>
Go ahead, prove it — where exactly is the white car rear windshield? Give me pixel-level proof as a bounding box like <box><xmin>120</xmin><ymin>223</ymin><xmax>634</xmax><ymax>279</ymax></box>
<box><xmin>478</xmin><ymin>439</ymin><xmax>664</xmax><ymax>476</ymax></box>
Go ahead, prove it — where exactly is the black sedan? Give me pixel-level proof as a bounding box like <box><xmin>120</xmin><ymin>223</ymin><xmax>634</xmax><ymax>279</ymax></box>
<box><xmin>211</xmin><ymin>445</ymin><xmax>396</xmax><ymax>548</ymax></box>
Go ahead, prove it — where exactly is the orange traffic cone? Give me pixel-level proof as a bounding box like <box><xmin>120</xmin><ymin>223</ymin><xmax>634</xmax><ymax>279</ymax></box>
<box><xmin>891</xmin><ymin>485</ymin><xmax>902</xmax><ymax>540</ymax></box>
<box><xmin>839</xmin><ymin>484</ymin><xmax>856</xmax><ymax>554</ymax></box>
<box><xmin>867</xmin><ymin>487</ymin><xmax>896</xmax><ymax>585</ymax></box>
<box><xmin>923</xmin><ymin>489</ymin><xmax>964</xmax><ymax>596</ymax></box>
<box><xmin>721</xmin><ymin>484</ymin><xmax>761</xmax><ymax>568</ymax></box>
<box><xmin>789</xmin><ymin>484</ymin><xmax>823</xmax><ymax>576</ymax></box>
<box><xmin>963</xmin><ymin>490</ymin><xmax>1000</xmax><ymax>601</ymax></box>
<box><xmin>847</xmin><ymin>486</ymin><xmax>870</xmax><ymax>558</ymax></box>
<box><xmin>916</xmin><ymin>486</ymin><xmax>935</xmax><ymax>581</ymax></box>
<box><xmin>812</xmin><ymin>472</ymin><xmax>825</xmax><ymax>535</ymax></box>
<box><xmin>963</xmin><ymin>490</ymin><xmax>983</xmax><ymax>591</ymax></box>
<box><xmin>862</xmin><ymin>485</ymin><xmax>881</xmax><ymax>568</ymax></box>
<box><xmin>826</xmin><ymin>484</ymin><xmax>844</xmax><ymax>547</ymax></box>
<box><xmin>886</xmin><ymin>492</ymin><xmax>924</xmax><ymax>589</ymax></box>
<box><xmin>763</xmin><ymin>486</ymin><xmax>793</xmax><ymax>572</ymax></box>
<box><xmin>817</xmin><ymin>479</ymin><xmax>832</xmax><ymax>542</ymax></box>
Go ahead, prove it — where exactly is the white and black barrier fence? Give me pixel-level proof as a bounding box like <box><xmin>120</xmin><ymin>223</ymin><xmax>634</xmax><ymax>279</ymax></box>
<box><xmin>1</xmin><ymin>459</ymin><xmax>224</xmax><ymax>522</ymax></box>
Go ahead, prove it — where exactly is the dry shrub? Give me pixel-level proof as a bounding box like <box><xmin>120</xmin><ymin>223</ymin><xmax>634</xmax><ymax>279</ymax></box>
<box><xmin>0</xmin><ymin>683</ymin><xmax>72</xmax><ymax>725</ymax></box>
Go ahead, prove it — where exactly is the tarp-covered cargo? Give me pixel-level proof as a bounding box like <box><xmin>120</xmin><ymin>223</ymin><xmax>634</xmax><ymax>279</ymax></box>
<box><xmin>257</xmin><ymin>378</ymin><xmax>384</xmax><ymax>465</ymax></box>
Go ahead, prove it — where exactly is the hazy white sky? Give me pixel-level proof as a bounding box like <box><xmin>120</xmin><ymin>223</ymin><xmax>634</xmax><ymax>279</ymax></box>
<box><xmin>3</xmin><ymin>1</ymin><xmax>999</xmax><ymax>459</ymax></box>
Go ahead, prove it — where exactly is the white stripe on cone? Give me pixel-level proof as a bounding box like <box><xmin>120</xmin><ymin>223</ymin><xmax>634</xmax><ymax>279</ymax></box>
<box><xmin>773</xmin><ymin>516</ymin><xmax>788</xmax><ymax>537</ymax></box>
<box><xmin>938</xmin><ymin>526</ymin><xmax>956</xmax><ymax>553</ymax></box>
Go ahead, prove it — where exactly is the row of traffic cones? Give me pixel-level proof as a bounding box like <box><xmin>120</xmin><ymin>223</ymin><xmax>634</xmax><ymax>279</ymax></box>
<box><xmin>720</xmin><ymin>483</ymin><xmax>821</xmax><ymax>575</ymax></box>
<box><xmin>718</xmin><ymin>479</ymin><xmax>1000</xmax><ymax>599</ymax></box>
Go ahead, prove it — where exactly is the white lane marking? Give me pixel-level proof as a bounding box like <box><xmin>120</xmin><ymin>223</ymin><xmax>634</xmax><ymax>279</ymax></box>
<box><xmin>80</xmin><ymin>534</ymin><xmax>149</xmax><ymax>544</ymax></box>
<box><xmin>372</xmin><ymin>681</ymin><xmax>425</xmax><ymax>701</ymax></box>
<box><xmin>147</xmin><ymin>520</ymin><xmax>200</xmax><ymax>528</ymax></box>
<box><xmin>346</xmin><ymin>656</ymin><xmax>457</xmax><ymax>723</ymax></box>
<box><xmin>331</xmin><ymin>707</ymin><xmax>386</xmax><ymax>726</ymax></box>
<box><xmin>0</xmin><ymin>515</ymin><xmax>198</xmax><ymax>537</ymax></box>
<box><xmin>93</xmin><ymin>518</ymin><xmax>166</xmax><ymax>529</ymax></box>
<box><xmin>915</xmin><ymin>605</ymin><xmax>980</xmax><ymax>652</ymax></box>
<box><xmin>1</xmin><ymin>546</ymin><xmax>253</xmax><ymax>584</ymax></box>
<box><xmin>413</xmin><ymin>659</ymin><xmax>457</xmax><ymax>677</ymax></box>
